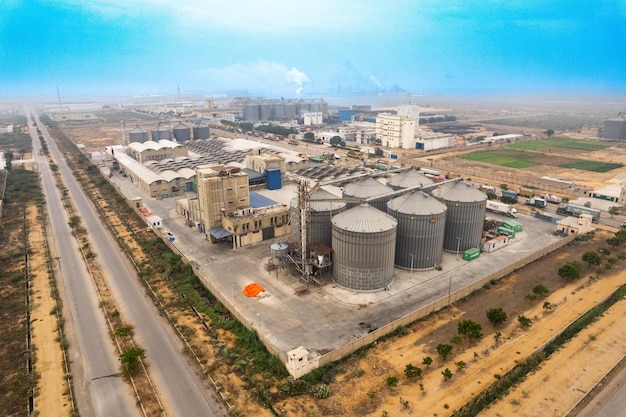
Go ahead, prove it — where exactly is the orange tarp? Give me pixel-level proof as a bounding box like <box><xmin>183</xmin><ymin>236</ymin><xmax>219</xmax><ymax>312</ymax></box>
<box><xmin>243</xmin><ymin>283</ymin><xmax>265</xmax><ymax>297</ymax></box>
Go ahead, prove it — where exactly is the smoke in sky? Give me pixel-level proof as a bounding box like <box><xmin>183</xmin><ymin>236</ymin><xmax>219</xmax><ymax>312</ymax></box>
<box><xmin>285</xmin><ymin>67</ymin><xmax>309</xmax><ymax>97</ymax></box>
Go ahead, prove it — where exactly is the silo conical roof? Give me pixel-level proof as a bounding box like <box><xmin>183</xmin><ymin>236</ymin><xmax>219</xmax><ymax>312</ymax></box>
<box><xmin>310</xmin><ymin>187</ymin><xmax>346</xmax><ymax>211</ymax></box>
<box><xmin>387</xmin><ymin>191</ymin><xmax>447</xmax><ymax>215</ymax></box>
<box><xmin>343</xmin><ymin>177</ymin><xmax>393</xmax><ymax>200</ymax></box>
<box><xmin>331</xmin><ymin>203</ymin><xmax>397</xmax><ymax>232</ymax></box>
<box><xmin>387</xmin><ymin>169</ymin><xmax>434</xmax><ymax>189</ymax></box>
<box><xmin>432</xmin><ymin>181</ymin><xmax>486</xmax><ymax>202</ymax></box>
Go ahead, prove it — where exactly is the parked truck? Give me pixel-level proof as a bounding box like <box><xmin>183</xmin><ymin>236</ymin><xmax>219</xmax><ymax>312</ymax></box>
<box><xmin>501</xmin><ymin>190</ymin><xmax>519</xmax><ymax>201</ymax></box>
<box><xmin>557</xmin><ymin>203</ymin><xmax>601</xmax><ymax>223</ymax></box>
<box><xmin>526</xmin><ymin>196</ymin><xmax>547</xmax><ymax>208</ymax></box>
<box><xmin>486</xmin><ymin>200</ymin><xmax>518</xmax><ymax>217</ymax></box>
<box><xmin>543</xmin><ymin>194</ymin><xmax>563</xmax><ymax>204</ymax></box>
<box><xmin>518</xmin><ymin>188</ymin><xmax>534</xmax><ymax>198</ymax></box>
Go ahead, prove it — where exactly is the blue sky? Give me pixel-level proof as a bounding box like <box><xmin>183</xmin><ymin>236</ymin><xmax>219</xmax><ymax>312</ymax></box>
<box><xmin>1</xmin><ymin>0</ymin><xmax>625</xmax><ymax>99</ymax></box>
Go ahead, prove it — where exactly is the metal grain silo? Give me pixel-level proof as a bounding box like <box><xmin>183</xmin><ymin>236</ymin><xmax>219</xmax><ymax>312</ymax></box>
<box><xmin>387</xmin><ymin>169</ymin><xmax>434</xmax><ymax>191</ymax></box>
<box><xmin>310</xmin><ymin>188</ymin><xmax>347</xmax><ymax>247</ymax></box>
<box><xmin>432</xmin><ymin>181</ymin><xmax>487</xmax><ymax>253</ymax></box>
<box><xmin>151</xmin><ymin>124</ymin><xmax>170</xmax><ymax>141</ymax></box>
<box><xmin>259</xmin><ymin>102</ymin><xmax>272</xmax><ymax>120</ymax></box>
<box><xmin>173</xmin><ymin>122</ymin><xmax>190</xmax><ymax>141</ymax></box>
<box><xmin>128</xmin><ymin>125</ymin><xmax>148</xmax><ymax>143</ymax></box>
<box><xmin>342</xmin><ymin>178</ymin><xmax>393</xmax><ymax>211</ymax></box>
<box><xmin>332</xmin><ymin>204</ymin><xmax>397</xmax><ymax>292</ymax></box>
<box><xmin>283</xmin><ymin>101</ymin><xmax>297</xmax><ymax>120</ymax></box>
<box><xmin>193</xmin><ymin>122</ymin><xmax>210</xmax><ymax>140</ymax></box>
<box><xmin>387</xmin><ymin>191</ymin><xmax>446</xmax><ymax>270</ymax></box>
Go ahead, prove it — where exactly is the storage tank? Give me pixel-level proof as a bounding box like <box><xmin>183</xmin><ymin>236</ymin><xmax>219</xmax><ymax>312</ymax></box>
<box><xmin>151</xmin><ymin>124</ymin><xmax>170</xmax><ymax>141</ymax></box>
<box><xmin>244</xmin><ymin>104</ymin><xmax>259</xmax><ymax>121</ymax></box>
<box><xmin>387</xmin><ymin>169</ymin><xmax>434</xmax><ymax>191</ymax></box>
<box><xmin>283</xmin><ymin>101</ymin><xmax>297</xmax><ymax>120</ymax></box>
<box><xmin>432</xmin><ymin>181</ymin><xmax>487</xmax><ymax>252</ymax></box>
<box><xmin>128</xmin><ymin>125</ymin><xmax>148</xmax><ymax>143</ymax></box>
<box><xmin>270</xmin><ymin>242</ymin><xmax>288</xmax><ymax>259</ymax></box>
<box><xmin>173</xmin><ymin>122</ymin><xmax>190</xmax><ymax>141</ymax></box>
<box><xmin>387</xmin><ymin>191</ymin><xmax>446</xmax><ymax>269</ymax></box>
<box><xmin>342</xmin><ymin>177</ymin><xmax>393</xmax><ymax>211</ymax></box>
<box><xmin>331</xmin><ymin>204</ymin><xmax>397</xmax><ymax>292</ymax></box>
<box><xmin>193</xmin><ymin>122</ymin><xmax>210</xmax><ymax>140</ymax></box>
<box><xmin>310</xmin><ymin>188</ymin><xmax>347</xmax><ymax>247</ymax></box>
<box><xmin>259</xmin><ymin>103</ymin><xmax>272</xmax><ymax>120</ymax></box>
<box><xmin>265</xmin><ymin>168</ymin><xmax>282</xmax><ymax>190</ymax></box>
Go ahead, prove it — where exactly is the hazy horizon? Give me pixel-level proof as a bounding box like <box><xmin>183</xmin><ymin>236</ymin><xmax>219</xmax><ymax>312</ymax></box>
<box><xmin>2</xmin><ymin>1</ymin><xmax>626</xmax><ymax>102</ymax></box>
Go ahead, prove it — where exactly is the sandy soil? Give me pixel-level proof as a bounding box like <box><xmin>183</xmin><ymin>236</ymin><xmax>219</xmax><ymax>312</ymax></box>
<box><xmin>28</xmin><ymin>204</ymin><xmax>70</xmax><ymax>416</ymax></box>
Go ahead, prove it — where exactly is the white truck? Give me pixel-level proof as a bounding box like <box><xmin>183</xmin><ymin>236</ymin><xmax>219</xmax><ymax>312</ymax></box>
<box><xmin>486</xmin><ymin>200</ymin><xmax>518</xmax><ymax>218</ymax></box>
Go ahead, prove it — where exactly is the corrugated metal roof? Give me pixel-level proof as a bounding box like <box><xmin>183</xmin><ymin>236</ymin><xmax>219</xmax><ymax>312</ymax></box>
<box><xmin>387</xmin><ymin>191</ymin><xmax>447</xmax><ymax>215</ymax></box>
<box><xmin>249</xmin><ymin>191</ymin><xmax>278</xmax><ymax>208</ymax></box>
<box><xmin>433</xmin><ymin>181</ymin><xmax>487</xmax><ymax>203</ymax></box>
<box><xmin>332</xmin><ymin>203</ymin><xmax>397</xmax><ymax>232</ymax></box>
<box><xmin>342</xmin><ymin>177</ymin><xmax>393</xmax><ymax>200</ymax></box>
<box><xmin>387</xmin><ymin>169</ymin><xmax>434</xmax><ymax>189</ymax></box>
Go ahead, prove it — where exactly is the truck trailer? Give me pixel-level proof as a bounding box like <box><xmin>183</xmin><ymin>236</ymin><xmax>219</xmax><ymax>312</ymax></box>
<box><xmin>486</xmin><ymin>200</ymin><xmax>518</xmax><ymax>217</ymax></box>
<box><xmin>526</xmin><ymin>197</ymin><xmax>547</xmax><ymax>208</ymax></box>
<box><xmin>557</xmin><ymin>203</ymin><xmax>601</xmax><ymax>223</ymax></box>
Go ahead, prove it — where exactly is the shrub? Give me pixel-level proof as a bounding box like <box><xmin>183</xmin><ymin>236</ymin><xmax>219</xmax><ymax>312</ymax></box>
<box><xmin>436</xmin><ymin>344</ymin><xmax>453</xmax><ymax>360</ymax></box>
<box><xmin>517</xmin><ymin>315</ymin><xmax>532</xmax><ymax>327</ymax></box>
<box><xmin>404</xmin><ymin>364</ymin><xmax>422</xmax><ymax>379</ymax></box>
<box><xmin>457</xmin><ymin>319</ymin><xmax>483</xmax><ymax>340</ymax></box>
<box><xmin>386</xmin><ymin>376</ymin><xmax>399</xmax><ymax>387</ymax></box>
<box><xmin>486</xmin><ymin>308</ymin><xmax>508</xmax><ymax>326</ymax></box>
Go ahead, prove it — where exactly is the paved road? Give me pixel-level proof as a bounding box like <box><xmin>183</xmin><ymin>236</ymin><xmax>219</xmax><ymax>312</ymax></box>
<box><xmin>30</xmin><ymin>111</ymin><xmax>225</xmax><ymax>417</ymax></box>
<box><xmin>27</xmin><ymin>110</ymin><xmax>138</xmax><ymax>417</ymax></box>
<box><xmin>575</xmin><ymin>362</ymin><xmax>626</xmax><ymax>417</ymax></box>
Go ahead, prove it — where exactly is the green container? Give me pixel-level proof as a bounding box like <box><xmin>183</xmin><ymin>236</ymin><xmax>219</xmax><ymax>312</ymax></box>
<box><xmin>502</xmin><ymin>220</ymin><xmax>524</xmax><ymax>232</ymax></box>
<box><xmin>497</xmin><ymin>226</ymin><xmax>516</xmax><ymax>238</ymax></box>
<box><xmin>463</xmin><ymin>248</ymin><xmax>480</xmax><ymax>261</ymax></box>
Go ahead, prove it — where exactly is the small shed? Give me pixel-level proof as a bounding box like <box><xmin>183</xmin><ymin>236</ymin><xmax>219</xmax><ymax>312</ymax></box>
<box><xmin>482</xmin><ymin>235</ymin><xmax>510</xmax><ymax>253</ymax></box>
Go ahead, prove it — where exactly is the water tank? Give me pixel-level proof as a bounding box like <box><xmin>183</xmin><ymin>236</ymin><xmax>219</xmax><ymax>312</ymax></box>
<box><xmin>128</xmin><ymin>126</ymin><xmax>148</xmax><ymax>143</ymax></box>
<box><xmin>432</xmin><ymin>181</ymin><xmax>487</xmax><ymax>252</ymax></box>
<box><xmin>270</xmin><ymin>242</ymin><xmax>288</xmax><ymax>259</ymax></box>
<box><xmin>331</xmin><ymin>204</ymin><xmax>397</xmax><ymax>292</ymax></box>
<box><xmin>151</xmin><ymin>125</ymin><xmax>170</xmax><ymax>141</ymax></box>
<box><xmin>193</xmin><ymin>122</ymin><xmax>210</xmax><ymax>140</ymax></box>
<box><xmin>310</xmin><ymin>188</ymin><xmax>347</xmax><ymax>247</ymax></box>
<box><xmin>265</xmin><ymin>168</ymin><xmax>282</xmax><ymax>190</ymax></box>
<box><xmin>173</xmin><ymin>122</ymin><xmax>190</xmax><ymax>141</ymax></box>
<box><xmin>387</xmin><ymin>169</ymin><xmax>434</xmax><ymax>191</ymax></box>
<box><xmin>387</xmin><ymin>191</ymin><xmax>446</xmax><ymax>269</ymax></box>
<box><xmin>342</xmin><ymin>178</ymin><xmax>393</xmax><ymax>211</ymax></box>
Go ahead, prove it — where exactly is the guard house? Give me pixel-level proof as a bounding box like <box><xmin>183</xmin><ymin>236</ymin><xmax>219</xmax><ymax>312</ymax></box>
<box><xmin>286</xmin><ymin>346</ymin><xmax>320</xmax><ymax>379</ymax></box>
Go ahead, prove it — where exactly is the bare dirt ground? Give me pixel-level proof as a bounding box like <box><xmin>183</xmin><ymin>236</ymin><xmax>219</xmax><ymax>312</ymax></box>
<box><xmin>57</xmin><ymin>121</ymin><xmax>626</xmax><ymax>417</ymax></box>
<box><xmin>28</xmin><ymin>204</ymin><xmax>71</xmax><ymax>416</ymax></box>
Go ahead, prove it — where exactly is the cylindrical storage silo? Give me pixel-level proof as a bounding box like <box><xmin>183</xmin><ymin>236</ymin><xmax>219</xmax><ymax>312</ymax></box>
<box><xmin>310</xmin><ymin>188</ymin><xmax>347</xmax><ymax>247</ymax></box>
<box><xmin>173</xmin><ymin>122</ymin><xmax>190</xmax><ymax>141</ymax></box>
<box><xmin>432</xmin><ymin>181</ymin><xmax>487</xmax><ymax>252</ymax></box>
<box><xmin>259</xmin><ymin>103</ymin><xmax>272</xmax><ymax>120</ymax></box>
<box><xmin>387</xmin><ymin>169</ymin><xmax>434</xmax><ymax>191</ymax></box>
<box><xmin>270</xmin><ymin>242</ymin><xmax>288</xmax><ymax>259</ymax></box>
<box><xmin>387</xmin><ymin>191</ymin><xmax>446</xmax><ymax>270</ymax></box>
<box><xmin>128</xmin><ymin>126</ymin><xmax>148</xmax><ymax>143</ymax></box>
<box><xmin>193</xmin><ymin>122</ymin><xmax>210</xmax><ymax>140</ymax></box>
<box><xmin>342</xmin><ymin>178</ymin><xmax>393</xmax><ymax>211</ymax></box>
<box><xmin>332</xmin><ymin>204</ymin><xmax>397</xmax><ymax>292</ymax></box>
<box><xmin>151</xmin><ymin>125</ymin><xmax>170</xmax><ymax>141</ymax></box>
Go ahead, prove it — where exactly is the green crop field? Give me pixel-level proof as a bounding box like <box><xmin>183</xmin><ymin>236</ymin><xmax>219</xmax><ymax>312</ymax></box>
<box><xmin>509</xmin><ymin>137</ymin><xmax>611</xmax><ymax>152</ymax></box>
<box><xmin>459</xmin><ymin>149</ymin><xmax>540</xmax><ymax>168</ymax></box>
<box><xmin>559</xmin><ymin>161</ymin><xmax>623</xmax><ymax>172</ymax></box>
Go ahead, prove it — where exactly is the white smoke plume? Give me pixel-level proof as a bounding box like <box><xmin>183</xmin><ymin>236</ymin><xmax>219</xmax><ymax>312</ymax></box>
<box><xmin>285</xmin><ymin>67</ymin><xmax>309</xmax><ymax>97</ymax></box>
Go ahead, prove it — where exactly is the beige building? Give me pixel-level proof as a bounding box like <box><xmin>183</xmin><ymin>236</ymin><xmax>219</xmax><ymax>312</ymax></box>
<box><xmin>246</xmin><ymin>150</ymin><xmax>286</xmax><ymax>175</ymax></box>
<box><xmin>126</xmin><ymin>140</ymin><xmax>187</xmax><ymax>163</ymax></box>
<box><xmin>196</xmin><ymin>165</ymin><xmax>250</xmax><ymax>230</ymax></box>
<box><xmin>375</xmin><ymin>113</ymin><xmax>417</xmax><ymax>149</ymax></box>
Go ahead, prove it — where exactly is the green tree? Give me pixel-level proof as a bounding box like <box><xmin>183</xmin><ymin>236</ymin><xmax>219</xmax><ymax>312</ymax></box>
<box><xmin>582</xmin><ymin>251</ymin><xmax>602</xmax><ymax>268</ymax></box>
<box><xmin>436</xmin><ymin>343</ymin><xmax>453</xmax><ymax>360</ymax></box>
<box><xmin>422</xmin><ymin>356</ymin><xmax>433</xmax><ymax>366</ymax></box>
<box><xmin>120</xmin><ymin>346</ymin><xmax>146</xmax><ymax>377</ymax></box>
<box><xmin>386</xmin><ymin>376</ymin><xmax>398</xmax><ymax>387</ymax></box>
<box><xmin>606</xmin><ymin>237</ymin><xmax>622</xmax><ymax>248</ymax></box>
<box><xmin>609</xmin><ymin>206</ymin><xmax>619</xmax><ymax>217</ymax></box>
<box><xmin>442</xmin><ymin>368</ymin><xmax>453</xmax><ymax>380</ymax></box>
<box><xmin>457</xmin><ymin>319</ymin><xmax>483</xmax><ymax>340</ymax></box>
<box><xmin>532</xmin><ymin>284</ymin><xmax>550</xmax><ymax>298</ymax></box>
<box><xmin>404</xmin><ymin>363</ymin><xmax>422</xmax><ymax>379</ymax></box>
<box><xmin>517</xmin><ymin>315</ymin><xmax>532</xmax><ymax>327</ymax></box>
<box><xmin>303</xmin><ymin>132</ymin><xmax>315</xmax><ymax>141</ymax></box>
<box><xmin>374</xmin><ymin>147</ymin><xmax>384</xmax><ymax>156</ymax></box>
<box><xmin>543</xmin><ymin>301</ymin><xmax>553</xmax><ymax>310</ymax></box>
<box><xmin>493</xmin><ymin>331</ymin><xmax>502</xmax><ymax>344</ymax></box>
<box><xmin>330</xmin><ymin>136</ymin><xmax>345</xmax><ymax>147</ymax></box>
<box><xmin>450</xmin><ymin>334</ymin><xmax>463</xmax><ymax>347</ymax></box>
<box><xmin>545</xmin><ymin>129</ymin><xmax>555</xmax><ymax>137</ymax></box>
<box><xmin>486</xmin><ymin>308</ymin><xmax>507</xmax><ymax>326</ymax></box>
<box><xmin>558</xmin><ymin>262</ymin><xmax>582</xmax><ymax>280</ymax></box>
<box><xmin>500</xmin><ymin>184</ymin><xmax>509</xmax><ymax>190</ymax></box>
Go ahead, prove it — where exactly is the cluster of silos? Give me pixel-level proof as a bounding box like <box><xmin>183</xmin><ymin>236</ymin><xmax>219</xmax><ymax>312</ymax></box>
<box><xmin>387</xmin><ymin>169</ymin><xmax>434</xmax><ymax>192</ymax></box>
<box><xmin>289</xmin><ymin>187</ymin><xmax>347</xmax><ymax>248</ymax></box>
<box><xmin>387</xmin><ymin>191</ymin><xmax>446</xmax><ymax>270</ymax></box>
<box><xmin>331</xmin><ymin>204</ymin><xmax>397</xmax><ymax>292</ymax></box>
<box><xmin>342</xmin><ymin>178</ymin><xmax>394</xmax><ymax>211</ymax></box>
<box><xmin>432</xmin><ymin>181</ymin><xmax>487</xmax><ymax>252</ymax></box>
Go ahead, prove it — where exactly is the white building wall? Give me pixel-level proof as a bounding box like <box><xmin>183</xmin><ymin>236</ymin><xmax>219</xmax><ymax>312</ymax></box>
<box><xmin>397</xmin><ymin>104</ymin><xmax>420</xmax><ymax>120</ymax></box>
